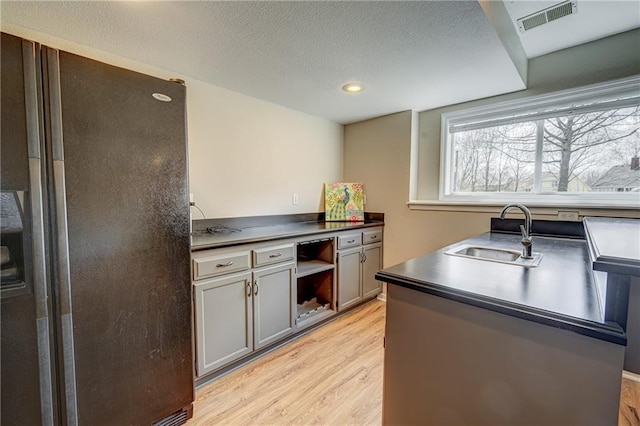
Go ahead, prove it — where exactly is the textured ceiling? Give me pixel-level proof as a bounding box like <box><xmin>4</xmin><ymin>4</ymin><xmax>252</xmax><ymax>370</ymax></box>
<box><xmin>502</xmin><ymin>0</ymin><xmax>640</xmax><ymax>58</ymax></box>
<box><xmin>1</xmin><ymin>1</ymin><xmax>637</xmax><ymax>124</ymax></box>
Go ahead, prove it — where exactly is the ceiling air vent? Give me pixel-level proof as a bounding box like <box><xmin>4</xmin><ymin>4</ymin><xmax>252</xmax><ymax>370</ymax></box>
<box><xmin>517</xmin><ymin>1</ymin><xmax>577</xmax><ymax>33</ymax></box>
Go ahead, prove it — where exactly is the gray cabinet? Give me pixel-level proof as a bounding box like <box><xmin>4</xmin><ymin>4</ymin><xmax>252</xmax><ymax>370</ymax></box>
<box><xmin>337</xmin><ymin>247</ymin><xmax>363</xmax><ymax>311</ymax></box>
<box><xmin>383</xmin><ymin>284</ymin><xmax>624</xmax><ymax>425</ymax></box>
<box><xmin>253</xmin><ymin>262</ymin><xmax>296</xmax><ymax>350</ymax></box>
<box><xmin>362</xmin><ymin>242</ymin><xmax>383</xmax><ymax>299</ymax></box>
<box><xmin>192</xmin><ymin>227</ymin><xmax>383</xmax><ymax>378</ymax></box>
<box><xmin>337</xmin><ymin>228</ymin><xmax>383</xmax><ymax>311</ymax></box>
<box><xmin>192</xmin><ymin>243</ymin><xmax>295</xmax><ymax>377</ymax></box>
<box><xmin>194</xmin><ymin>271</ymin><xmax>253</xmax><ymax>376</ymax></box>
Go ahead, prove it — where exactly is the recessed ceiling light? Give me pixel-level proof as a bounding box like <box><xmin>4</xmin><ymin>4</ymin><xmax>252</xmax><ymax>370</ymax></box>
<box><xmin>342</xmin><ymin>83</ymin><xmax>364</xmax><ymax>93</ymax></box>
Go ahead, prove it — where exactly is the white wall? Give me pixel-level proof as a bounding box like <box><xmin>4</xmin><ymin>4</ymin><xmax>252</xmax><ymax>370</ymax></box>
<box><xmin>2</xmin><ymin>24</ymin><xmax>343</xmax><ymax>219</ymax></box>
<box><xmin>187</xmin><ymin>81</ymin><xmax>342</xmax><ymax>218</ymax></box>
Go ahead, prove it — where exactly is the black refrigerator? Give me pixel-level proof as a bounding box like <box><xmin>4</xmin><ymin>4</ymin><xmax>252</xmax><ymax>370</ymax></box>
<box><xmin>1</xmin><ymin>32</ymin><xmax>194</xmax><ymax>425</ymax></box>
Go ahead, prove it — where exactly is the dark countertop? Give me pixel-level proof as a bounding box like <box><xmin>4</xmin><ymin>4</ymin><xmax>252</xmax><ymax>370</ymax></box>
<box><xmin>191</xmin><ymin>220</ymin><xmax>384</xmax><ymax>251</ymax></box>
<box><xmin>584</xmin><ymin>217</ymin><xmax>640</xmax><ymax>277</ymax></box>
<box><xmin>376</xmin><ymin>232</ymin><xmax>626</xmax><ymax>345</ymax></box>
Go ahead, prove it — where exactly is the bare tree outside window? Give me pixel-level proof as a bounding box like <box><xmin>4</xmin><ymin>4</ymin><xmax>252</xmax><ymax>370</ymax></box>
<box><xmin>542</xmin><ymin>106</ymin><xmax>639</xmax><ymax>192</ymax></box>
<box><xmin>451</xmin><ymin>106</ymin><xmax>640</xmax><ymax>195</ymax></box>
<box><xmin>453</xmin><ymin>123</ymin><xmax>536</xmax><ymax>192</ymax></box>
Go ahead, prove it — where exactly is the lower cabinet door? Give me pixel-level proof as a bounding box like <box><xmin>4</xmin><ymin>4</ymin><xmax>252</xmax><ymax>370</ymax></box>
<box><xmin>362</xmin><ymin>243</ymin><xmax>383</xmax><ymax>299</ymax></box>
<box><xmin>194</xmin><ymin>271</ymin><xmax>253</xmax><ymax>377</ymax></box>
<box><xmin>337</xmin><ymin>247</ymin><xmax>363</xmax><ymax>311</ymax></box>
<box><xmin>253</xmin><ymin>262</ymin><xmax>296</xmax><ymax>350</ymax></box>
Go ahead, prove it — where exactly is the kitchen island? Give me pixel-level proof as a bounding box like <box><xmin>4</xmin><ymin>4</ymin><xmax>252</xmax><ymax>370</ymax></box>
<box><xmin>376</xmin><ymin>217</ymin><xmax>637</xmax><ymax>425</ymax></box>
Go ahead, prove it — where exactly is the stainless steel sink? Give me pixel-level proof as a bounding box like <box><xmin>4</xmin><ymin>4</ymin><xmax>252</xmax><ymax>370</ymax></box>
<box><xmin>445</xmin><ymin>244</ymin><xmax>543</xmax><ymax>267</ymax></box>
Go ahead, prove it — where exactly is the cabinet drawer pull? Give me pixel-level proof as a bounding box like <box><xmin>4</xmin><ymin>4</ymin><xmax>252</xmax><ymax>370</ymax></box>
<box><xmin>347</xmin><ymin>239</ymin><xmax>355</xmax><ymax>243</ymax></box>
<box><xmin>216</xmin><ymin>261</ymin><xmax>234</xmax><ymax>267</ymax></box>
<box><xmin>269</xmin><ymin>253</ymin><xmax>282</xmax><ymax>258</ymax></box>
<box><xmin>370</xmin><ymin>235</ymin><xmax>376</xmax><ymax>239</ymax></box>
<box><xmin>253</xmin><ymin>282</ymin><xmax>259</xmax><ymax>296</ymax></box>
<box><xmin>246</xmin><ymin>283</ymin><xmax>252</xmax><ymax>297</ymax></box>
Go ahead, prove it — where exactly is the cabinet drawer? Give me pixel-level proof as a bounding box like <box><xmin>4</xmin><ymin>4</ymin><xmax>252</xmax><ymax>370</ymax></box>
<box><xmin>363</xmin><ymin>229</ymin><xmax>382</xmax><ymax>245</ymax></box>
<box><xmin>338</xmin><ymin>233</ymin><xmax>361</xmax><ymax>249</ymax></box>
<box><xmin>253</xmin><ymin>244</ymin><xmax>294</xmax><ymax>267</ymax></box>
<box><xmin>193</xmin><ymin>251</ymin><xmax>251</xmax><ymax>280</ymax></box>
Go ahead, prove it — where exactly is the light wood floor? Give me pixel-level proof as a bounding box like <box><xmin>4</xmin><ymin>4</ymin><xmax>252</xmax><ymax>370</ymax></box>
<box><xmin>189</xmin><ymin>300</ymin><xmax>385</xmax><ymax>425</ymax></box>
<box><xmin>189</xmin><ymin>299</ymin><xmax>640</xmax><ymax>425</ymax></box>
<box><xmin>620</xmin><ymin>374</ymin><xmax>640</xmax><ymax>426</ymax></box>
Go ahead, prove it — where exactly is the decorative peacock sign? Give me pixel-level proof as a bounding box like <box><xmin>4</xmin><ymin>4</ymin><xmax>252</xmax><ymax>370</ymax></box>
<box><xmin>324</xmin><ymin>183</ymin><xmax>364</xmax><ymax>222</ymax></box>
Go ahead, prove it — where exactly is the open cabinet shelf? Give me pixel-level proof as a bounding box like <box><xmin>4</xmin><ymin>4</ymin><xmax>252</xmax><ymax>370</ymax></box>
<box><xmin>295</xmin><ymin>238</ymin><xmax>336</xmax><ymax>329</ymax></box>
<box><xmin>296</xmin><ymin>260</ymin><xmax>335</xmax><ymax>278</ymax></box>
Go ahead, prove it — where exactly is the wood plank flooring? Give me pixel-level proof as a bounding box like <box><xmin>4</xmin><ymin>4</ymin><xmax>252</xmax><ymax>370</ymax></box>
<box><xmin>189</xmin><ymin>300</ymin><xmax>385</xmax><ymax>425</ymax></box>
<box><xmin>188</xmin><ymin>299</ymin><xmax>640</xmax><ymax>425</ymax></box>
<box><xmin>620</xmin><ymin>374</ymin><xmax>640</xmax><ymax>426</ymax></box>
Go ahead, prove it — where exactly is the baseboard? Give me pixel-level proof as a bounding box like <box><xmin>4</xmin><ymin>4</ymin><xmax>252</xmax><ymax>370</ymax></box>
<box><xmin>377</xmin><ymin>292</ymin><xmax>387</xmax><ymax>302</ymax></box>
<box><xmin>623</xmin><ymin>370</ymin><xmax>640</xmax><ymax>383</ymax></box>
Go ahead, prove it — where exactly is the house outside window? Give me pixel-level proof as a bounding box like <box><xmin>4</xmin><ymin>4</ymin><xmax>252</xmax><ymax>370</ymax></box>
<box><xmin>440</xmin><ymin>76</ymin><xmax>640</xmax><ymax>208</ymax></box>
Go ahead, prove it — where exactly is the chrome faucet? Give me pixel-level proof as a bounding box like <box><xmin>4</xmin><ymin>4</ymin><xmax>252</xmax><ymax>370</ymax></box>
<box><xmin>499</xmin><ymin>204</ymin><xmax>533</xmax><ymax>259</ymax></box>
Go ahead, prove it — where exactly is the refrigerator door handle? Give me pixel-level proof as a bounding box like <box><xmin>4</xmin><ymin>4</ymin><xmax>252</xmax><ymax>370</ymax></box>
<box><xmin>46</xmin><ymin>46</ymin><xmax>79</xmax><ymax>426</ymax></box>
<box><xmin>23</xmin><ymin>38</ymin><xmax>56</xmax><ymax>426</ymax></box>
<box><xmin>47</xmin><ymin>48</ymin><xmax>65</xmax><ymax>162</ymax></box>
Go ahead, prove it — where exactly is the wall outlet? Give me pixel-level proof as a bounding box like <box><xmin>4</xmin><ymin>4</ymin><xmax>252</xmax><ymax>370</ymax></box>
<box><xmin>189</xmin><ymin>193</ymin><xmax>194</xmax><ymax>203</ymax></box>
<box><xmin>558</xmin><ymin>210</ymin><xmax>580</xmax><ymax>221</ymax></box>
<box><xmin>292</xmin><ymin>193</ymin><xmax>299</xmax><ymax>205</ymax></box>
<box><xmin>363</xmin><ymin>194</ymin><xmax>367</xmax><ymax>205</ymax></box>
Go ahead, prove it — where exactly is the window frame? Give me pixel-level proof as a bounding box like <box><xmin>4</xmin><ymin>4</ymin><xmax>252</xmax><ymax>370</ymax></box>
<box><xmin>439</xmin><ymin>76</ymin><xmax>640</xmax><ymax>208</ymax></box>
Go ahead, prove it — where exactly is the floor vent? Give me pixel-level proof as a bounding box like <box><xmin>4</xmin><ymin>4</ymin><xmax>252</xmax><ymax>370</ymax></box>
<box><xmin>152</xmin><ymin>409</ymin><xmax>189</xmax><ymax>426</ymax></box>
<box><xmin>517</xmin><ymin>1</ymin><xmax>577</xmax><ymax>33</ymax></box>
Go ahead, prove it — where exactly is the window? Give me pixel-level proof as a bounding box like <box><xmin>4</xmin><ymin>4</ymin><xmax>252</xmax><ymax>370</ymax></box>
<box><xmin>440</xmin><ymin>76</ymin><xmax>640</xmax><ymax>207</ymax></box>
